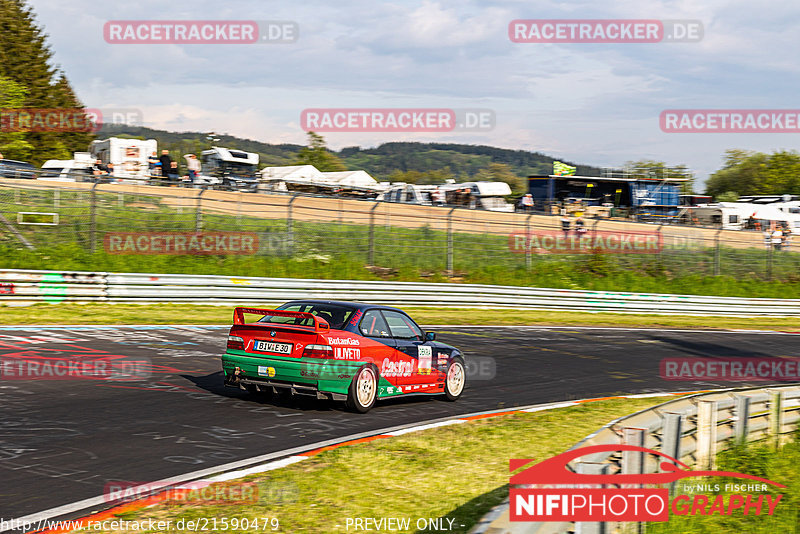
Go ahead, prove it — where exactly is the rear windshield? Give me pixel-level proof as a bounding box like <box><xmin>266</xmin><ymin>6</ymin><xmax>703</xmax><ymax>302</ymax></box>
<box><xmin>257</xmin><ymin>303</ymin><xmax>357</xmax><ymax>330</ymax></box>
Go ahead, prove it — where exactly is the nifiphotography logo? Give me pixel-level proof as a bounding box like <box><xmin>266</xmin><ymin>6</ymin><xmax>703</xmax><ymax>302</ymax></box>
<box><xmin>510</xmin><ymin>444</ymin><xmax>784</xmax><ymax>522</ymax></box>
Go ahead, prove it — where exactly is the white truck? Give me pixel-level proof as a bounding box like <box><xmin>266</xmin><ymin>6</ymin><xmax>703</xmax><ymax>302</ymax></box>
<box><xmin>89</xmin><ymin>137</ymin><xmax>158</xmax><ymax>182</ymax></box>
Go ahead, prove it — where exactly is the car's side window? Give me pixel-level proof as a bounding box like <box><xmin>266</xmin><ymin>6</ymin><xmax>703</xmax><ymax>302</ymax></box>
<box><xmin>381</xmin><ymin>310</ymin><xmax>423</xmax><ymax>340</ymax></box>
<box><xmin>360</xmin><ymin>310</ymin><xmax>391</xmax><ymax>337</ymax></box>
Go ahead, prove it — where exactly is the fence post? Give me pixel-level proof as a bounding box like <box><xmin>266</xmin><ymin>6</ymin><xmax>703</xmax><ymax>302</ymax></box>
<box><xmin>194</xmin><ymin>188</ymin><xmax>206</xmax><ymax>232</ymax></box>
<box><xmin>733</xmin><ymin>395</ymin><xmax>751</xmax><ymax>443</ymax></box>
<box><xmin>575</xmin><ymin>462</ymin><xmax>609</xmax><ymax>534</ymax></box>
<box><xmin>90</xmin><ymin>182</ymin><xmax>100</xmax><ymax>253</ymax></box>
<box><xmin>714</xmin><ymin>229</ymin><xmax>721</xmax><ymax>276</ymax></box>
<box><xmin>769</xmin><ymin>390</ymin><xmax>783</xmax><ymax>449</ymax></box>
<box><xmin>767</xmin><ymin>241</ymin><xmax>773</xmax><ymax>280</ymax></box>
<box><xmin>287</xmin><ymin>193</ymin><xmax>298</xmax><ymax>257</ymax></box>
<box><xmin>622</xmin><ymin>428</ymin><xmax>645</xmax><ymax>480</ymax></box>
<box><xmin>696</xmin><ymin>400</ymin><xmax>718</xmax><ymax>470</ymax></box>
<box><xmin>368</xmin><ymin>202</ymin><xmax>380</xmax><ymax>265</ymax></box>
<box><xmin>447</xmin><ymin>207</ymin><xmax>455</xmax><ymax>275</ymax></box>
<box><xmin>525</xmin><ymin>214</ymin><xmax>532</xmax><ymax>270</ymax></box>
<box><xmin>662</xmin><ymin>413</ymin><xmax>683</xmax><ymax>496</ymax></box>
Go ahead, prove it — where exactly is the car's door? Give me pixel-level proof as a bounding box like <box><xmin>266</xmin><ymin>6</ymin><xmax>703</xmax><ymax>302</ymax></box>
<box><xmin>356</xmin><ymin>308</ymin><xmax>396</xmax><ymax>375</ymax></box>
<box><xmin>380</xmin><ymin>310</ymin><xmax>435</xmax><ymax>389</ymax></box>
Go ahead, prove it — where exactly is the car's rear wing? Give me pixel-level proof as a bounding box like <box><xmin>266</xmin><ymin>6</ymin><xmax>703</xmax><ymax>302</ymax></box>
<box><xmin>232</xmin><ymin>307</ymin><xmax>330</xmax><ymax>332</ymax></box>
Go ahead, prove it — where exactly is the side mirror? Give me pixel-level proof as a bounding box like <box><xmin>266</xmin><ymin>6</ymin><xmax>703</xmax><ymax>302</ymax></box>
<box><xmin>425</xmin><ymin>331</ymin><xmax>436</xmax><ymax>341</ymax></box>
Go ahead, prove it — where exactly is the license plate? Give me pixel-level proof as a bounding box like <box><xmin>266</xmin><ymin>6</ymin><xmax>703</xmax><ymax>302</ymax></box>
<box><xmin>254</xmin><ymin>340</ymin><xmax>293</xmax><ymax>354</ymax></box>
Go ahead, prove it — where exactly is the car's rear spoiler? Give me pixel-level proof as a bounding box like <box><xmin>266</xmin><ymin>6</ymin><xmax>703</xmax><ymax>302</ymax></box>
<box><xmin>232</xmin><ymin>307</ymin><xmax>330</xmax><ymax>332</ymax></box>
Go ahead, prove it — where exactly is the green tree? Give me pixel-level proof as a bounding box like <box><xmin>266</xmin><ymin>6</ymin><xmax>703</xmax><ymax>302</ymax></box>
<box><xmin>623</xmin><ymin>159</ymin><xmax>695</xmax><ymax>194</ymax></box>
<box><xmin>705</xmin><ymin>149</ymin><xmax>800</xmax><ymax>198</ymax></box>
<box><xmin>0</xmin><ymin>75</ymin><xmax>34</xmax><ymax>159</ymax></box>
<box><xmin>294</xmin><ymin>131</ymin><xmax>346</xmax><ymax>171</ymax></box>
<box><xmin>0</xmin><ymin>0</ymin><xmax>94</xmax><ymax>165</ymax></box>
<box><xmin>474</xmin><ymin>162</ymin><xmax>525</xmax><ymax>195</ymax></box>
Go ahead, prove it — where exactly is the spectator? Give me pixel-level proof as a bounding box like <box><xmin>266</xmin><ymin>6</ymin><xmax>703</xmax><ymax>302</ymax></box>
<box><xmin>159</xmin><ymin>150</ymin><xmax>173</xmax><ymax>181</ymax></box>
<box><xmin>186</xmin><ymin>154</ymin><xmax>201</xmax><ymax>184</ymax></box>
<box><xmin>92</xmin><ymin>159</ymin><xmax>109</xmax><ymax>178</ymax></box>
<box><xmin>521</xmin><ymin>193</ymin><xmax>534</xmax><ymax>213</ymax></box>
<box><xmin>148</xmin><ymin>151</ymin><xmax>161</xmax><ymax>176</ymax></box>
<box><xmin>560</xmin><ymin>214</ymin><xmax>571</xmax><ymax>236</ymax></box>
<box><xmin>771</xmin><ymin>227</ymin><xmax>783</xmax><ymax>251</ymax></box>
<box><xmin>167</xmin><ymin>161</ymin><xmax>180</xmax><ymax>183</ymax></box>
<box><xmin>0</xmin><ymin>152</ymin><xmax>4</xmax><ymax>160</ymax></box>
<box><xmin>575</xmin><ymin>216</ymin><xmax>586</xmax><ymax>236</ymax></box>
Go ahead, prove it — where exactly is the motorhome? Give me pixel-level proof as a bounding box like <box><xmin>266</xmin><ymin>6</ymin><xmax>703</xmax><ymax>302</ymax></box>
<box><xmin>442</xmin><ymin>181</ymin><xmax>514</xmax><ymax>212</ymax></box>
<box><xmin>89</xmin><ymin>137</ymin><xmax>157</xmax><ymax>181</ymax></box>
<box><xmin>200</xmin><ymin>147</ymin><xmax>259</xmax><ymax>191</ymax></box>
<box><xmin>685</xmin><ymin>201</ymin><xmax>800</xmax><ymax>230</ymax></box>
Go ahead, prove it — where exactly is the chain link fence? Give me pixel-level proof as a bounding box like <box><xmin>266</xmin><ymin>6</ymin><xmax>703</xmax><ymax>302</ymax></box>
<box><xmin>0</xmin><ymin>179</ymin><xmax>798</xmax><ymax>288</ymax></box>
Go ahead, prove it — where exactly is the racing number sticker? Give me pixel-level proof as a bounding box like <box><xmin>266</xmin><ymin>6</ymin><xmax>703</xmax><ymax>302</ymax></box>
<box><xmin>418</xmin><ymin>345</ymin><xmax>432</xmax><ymax>375</ymax></box>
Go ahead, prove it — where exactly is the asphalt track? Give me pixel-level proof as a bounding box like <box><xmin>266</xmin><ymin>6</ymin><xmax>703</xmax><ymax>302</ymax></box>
<box><xmin>0</xmin><ymin>325</ymin><xmax>798</xmax><ymax>521</ymax></box>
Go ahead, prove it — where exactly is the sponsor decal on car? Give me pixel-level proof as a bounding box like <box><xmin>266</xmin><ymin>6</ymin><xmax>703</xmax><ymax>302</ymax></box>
<box><xmin>418</xmin><ymin>345</ymin><xmax>433</xmax><ymax>375</ymax></box>
<box><xmin>258</xmin><ymin>366</ymin><xmax>276</xmax><ymax>378</ymax></box>
<box><xmin>381</xmin><ymin>358</ymin><xmax>414</xmax><ymax>378</ymax></box>
<box><xmin>329</xmin><ymin>337</ymin><xmax>360</xmax><ymax>346</ymax></box>
<box><xmin>333</xmin><ymin>347</ymin><xmax>361</xmax><ymax>360</ymax></box>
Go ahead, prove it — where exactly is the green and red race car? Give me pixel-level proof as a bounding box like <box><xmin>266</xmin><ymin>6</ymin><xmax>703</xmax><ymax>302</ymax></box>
<box><xmin>222</xmin><ymin>300</ymin><xmax>466</xmax><ymax>412</ymax></box>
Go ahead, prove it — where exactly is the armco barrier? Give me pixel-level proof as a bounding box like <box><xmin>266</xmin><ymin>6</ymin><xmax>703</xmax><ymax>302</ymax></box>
<box><xmin>471</xmin><ymin>384</ymin><xmax>800</xmax><ymax>534</ymax></box>
<box><xmin>2</xmin><ymin>269</ymin><xmax>800</xmax><ymax>316</ymax></box>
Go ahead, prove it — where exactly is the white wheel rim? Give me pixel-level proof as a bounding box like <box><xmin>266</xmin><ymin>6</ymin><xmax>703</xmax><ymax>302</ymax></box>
<box><xmin>447</xmin><ymin>362</ymin><xmax>464</xmax><ymax>396</ymax></box>
<box><xmin>356</xmin><ymin>368</ymin><xmax>376</xmax><ymax>406</ymax></box>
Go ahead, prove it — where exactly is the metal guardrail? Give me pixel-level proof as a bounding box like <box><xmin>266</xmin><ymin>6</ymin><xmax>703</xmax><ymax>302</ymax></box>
<box><xmin>2</xmin><ymin>269</ymin><xmax>800</xmax><ymax>316</ymax></box>
<box><xmin>472</xmin><ymin>385</ymin><xmax>800</xmax><ymax>534</ymax></box>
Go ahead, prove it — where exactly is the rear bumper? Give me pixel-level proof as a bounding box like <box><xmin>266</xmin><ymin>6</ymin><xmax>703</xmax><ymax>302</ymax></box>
<box><xmin>222</xmin><ymin>351</ymin><xmax>362</xmax><ymax>397</ymax></box>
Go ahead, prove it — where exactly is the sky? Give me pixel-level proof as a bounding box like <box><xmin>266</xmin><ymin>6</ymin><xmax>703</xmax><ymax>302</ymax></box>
<box><xmin>28</xmin><ymin>0</ymin><xmax>800</xmax><ymax>189</ymax></box>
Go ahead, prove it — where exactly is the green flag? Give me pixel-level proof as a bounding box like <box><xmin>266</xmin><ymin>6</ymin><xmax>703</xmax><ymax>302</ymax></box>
<box><xmin>553</xmin><ymin>161</ymin><xmax>576</xmax><ymax>176</ymax></box>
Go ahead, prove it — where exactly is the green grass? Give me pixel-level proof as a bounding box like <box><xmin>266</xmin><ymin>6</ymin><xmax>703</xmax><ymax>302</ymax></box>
<box><xmin>648</xmin><ymin>434</ymin><xmax>800</xmax><ymax>533</ymax></box>
<box><xmin>2</xmin><ymin>303</ymin><xmax>799</xmax><ymax>331</ymax></box>
<box><xmin>3</xmin><ymin>187</ymin><xmax>800</xmax><ymax>297</ymax></box>
<box><xmin>66</xmin><ymin>396</ymin><xmax>679</xmax><ymax>534</ymax></box>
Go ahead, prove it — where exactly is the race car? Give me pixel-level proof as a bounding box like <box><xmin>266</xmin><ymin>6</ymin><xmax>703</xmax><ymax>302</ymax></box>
<box><xmin>221</xmin><ymin>300</ymin><xmax>466</xmax><ymax>413</ymax></box>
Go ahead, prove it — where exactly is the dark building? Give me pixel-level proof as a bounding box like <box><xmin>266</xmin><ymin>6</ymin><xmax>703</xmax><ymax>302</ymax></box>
<box><xmin>528</xmin><ymin>174</ymin><xmax>687</xmax><ymax>218</ymax></box>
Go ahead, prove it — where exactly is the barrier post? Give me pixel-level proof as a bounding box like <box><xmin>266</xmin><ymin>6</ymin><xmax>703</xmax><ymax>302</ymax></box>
<box><xmin>575</xmin><ymin>462</ymin><xmax>609</xmax><ymax>534</ymax></box>
<box><xmin>662</xmin><ymin>412</ymin><xmax>683</xmax><ymax>496</ymax></box>
<box><xmin>525</xmin><ymin>214</ymin><xmax>532</xmax><ymax>270</ymax></box>
<box><xmin>769</xmin><ymin>390</ymin><xmax>783</xmax><ymax>449</ymax></box>
<box><xmin>696</xmin><ymin>400</ymin><xmax>718</xmax><ymax>470</ymax></box>
<box><xmin>714</xmin><ymin>229</ymin><xmax>721</xmax><ymax>276</ymax></box>
<box><xmin>733</xmin><ymin>395</ymin><xmax>751</xmax><ymax>443</ymax></box>
<box><xmin>194</xmin><ymin>188</ymin><xmax>206</xmax><ymax>232</ymax></box>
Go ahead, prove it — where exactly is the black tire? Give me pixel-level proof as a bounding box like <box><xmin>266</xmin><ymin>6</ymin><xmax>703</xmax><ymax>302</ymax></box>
<box><xmin>443</xmin><ymin>357</ymin><xmax>466</xmax><ymax>401</ymax></box>
<box><xmin>346</xmin><ymin>365</ymin><xmax>378</xmax><ymax>413</ymax></box>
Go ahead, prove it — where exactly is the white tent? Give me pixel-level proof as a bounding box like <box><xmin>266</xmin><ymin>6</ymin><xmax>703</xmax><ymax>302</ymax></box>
<box><xmin>319</xmin><ymin>170</ymin><xmax>378</xmax><ymax>188</ymax></box>
<box><xmin>259</xmin><ymin>165</ymin><xmax>324</xmax><ymax>182</ymax></box>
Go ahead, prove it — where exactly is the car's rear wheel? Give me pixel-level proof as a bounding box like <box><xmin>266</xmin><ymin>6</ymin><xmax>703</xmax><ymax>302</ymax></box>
<box><xmin>346</xmin><ymin>365</ymin><xmax>378</xmax><ymax>413</ymax></box>
<box><xmin>443</xmin><ymin>357</ymin><xmax>465</xmax><ymax>401</ymax></box>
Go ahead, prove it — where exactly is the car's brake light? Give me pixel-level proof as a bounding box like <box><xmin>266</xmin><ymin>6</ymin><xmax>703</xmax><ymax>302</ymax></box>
<box><xmin>303</xmin><ymin>344</ymin><xmax>333</xmax><ymax>358</ymax></box>
<box><xmin>227</xmin><ymin>335</ymin><xmax>245</xmax><ymax>351</ymax></box>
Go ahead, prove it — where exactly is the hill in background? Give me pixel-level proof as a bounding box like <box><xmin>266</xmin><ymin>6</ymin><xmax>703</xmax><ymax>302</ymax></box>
<box><xmin>99</xmin><ymin>124</ymin><xmax>602</xmax><ymax>183</ymax></box>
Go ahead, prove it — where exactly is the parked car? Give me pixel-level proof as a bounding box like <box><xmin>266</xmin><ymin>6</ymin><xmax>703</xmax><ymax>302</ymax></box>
<box><xmin>222</xmin><ymin>300</ymin><xmax>466</xmax><ymax>413</ymax></box>
<box><xmin>0</xmin><ymin>159</ymin><xmax>36</xmax><ymax>179</ymax></box>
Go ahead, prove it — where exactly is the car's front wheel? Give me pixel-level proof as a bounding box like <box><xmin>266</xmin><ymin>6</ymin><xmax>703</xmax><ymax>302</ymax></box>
<box><xmin>346</xmin><ymin>365</ymin><xmax>378</xmax><ymax>413</ymax></box>
<box><xmin>443</xmin><ymin>357</ymin><xmax>465</xmax><ymax>401</ymax></box>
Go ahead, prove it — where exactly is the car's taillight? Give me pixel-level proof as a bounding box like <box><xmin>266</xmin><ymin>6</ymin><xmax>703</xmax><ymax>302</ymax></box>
<box><xmin>227</xmin><ymin>335</ymin><xmax>245</xmax><ymax>351</ymax></box>
<box><xmin>302</xmin><ymin>344</ymin><xmax>333</xmax><ymax>358</ymax></box>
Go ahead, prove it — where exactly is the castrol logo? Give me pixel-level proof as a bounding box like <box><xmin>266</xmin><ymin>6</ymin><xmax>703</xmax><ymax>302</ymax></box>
<box><xmin>381</xmin><ymin>358</ymin><xmax>413</xmax><ymax>378</ymax></box>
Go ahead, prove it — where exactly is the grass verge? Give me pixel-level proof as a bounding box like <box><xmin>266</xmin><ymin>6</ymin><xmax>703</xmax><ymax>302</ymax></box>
<box><xmin>69</xmin><ymin>396</ymin><xmax>678</xmax><ymax>534</ymax></box>
<box><xmin>1</xmin><ymin>303</ymin><xmax>798</xmax><ymax>331</ymax></box>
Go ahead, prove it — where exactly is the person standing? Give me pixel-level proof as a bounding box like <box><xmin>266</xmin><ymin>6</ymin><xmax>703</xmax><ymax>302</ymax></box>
<box><xmin>771</xmin><ymin>227</ymin><xmax>784</xmax><ymax>251</ymax></box>
<box><xmin>521</xmin><ymin>193</ymin><xmax>534</xmax><ymax>213</ymax></box>
<box><xmin>167</xmin><ymin>161</ymin><xmax>180</xmax><ymax>184</ymax></box>
<box><xmin>158</xmin><ymin>150</ymin><xmax>173</xmax><ymax>182</ymax></box>
<box><xmin>560</xmin><ymin>214</ymin><xmax>571</xmax><ymax>237</ymax></box>
<box><xmin>186</xmin><ymin>154</ymin><xmax>201</xmax><ymax>186</ymax></box>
